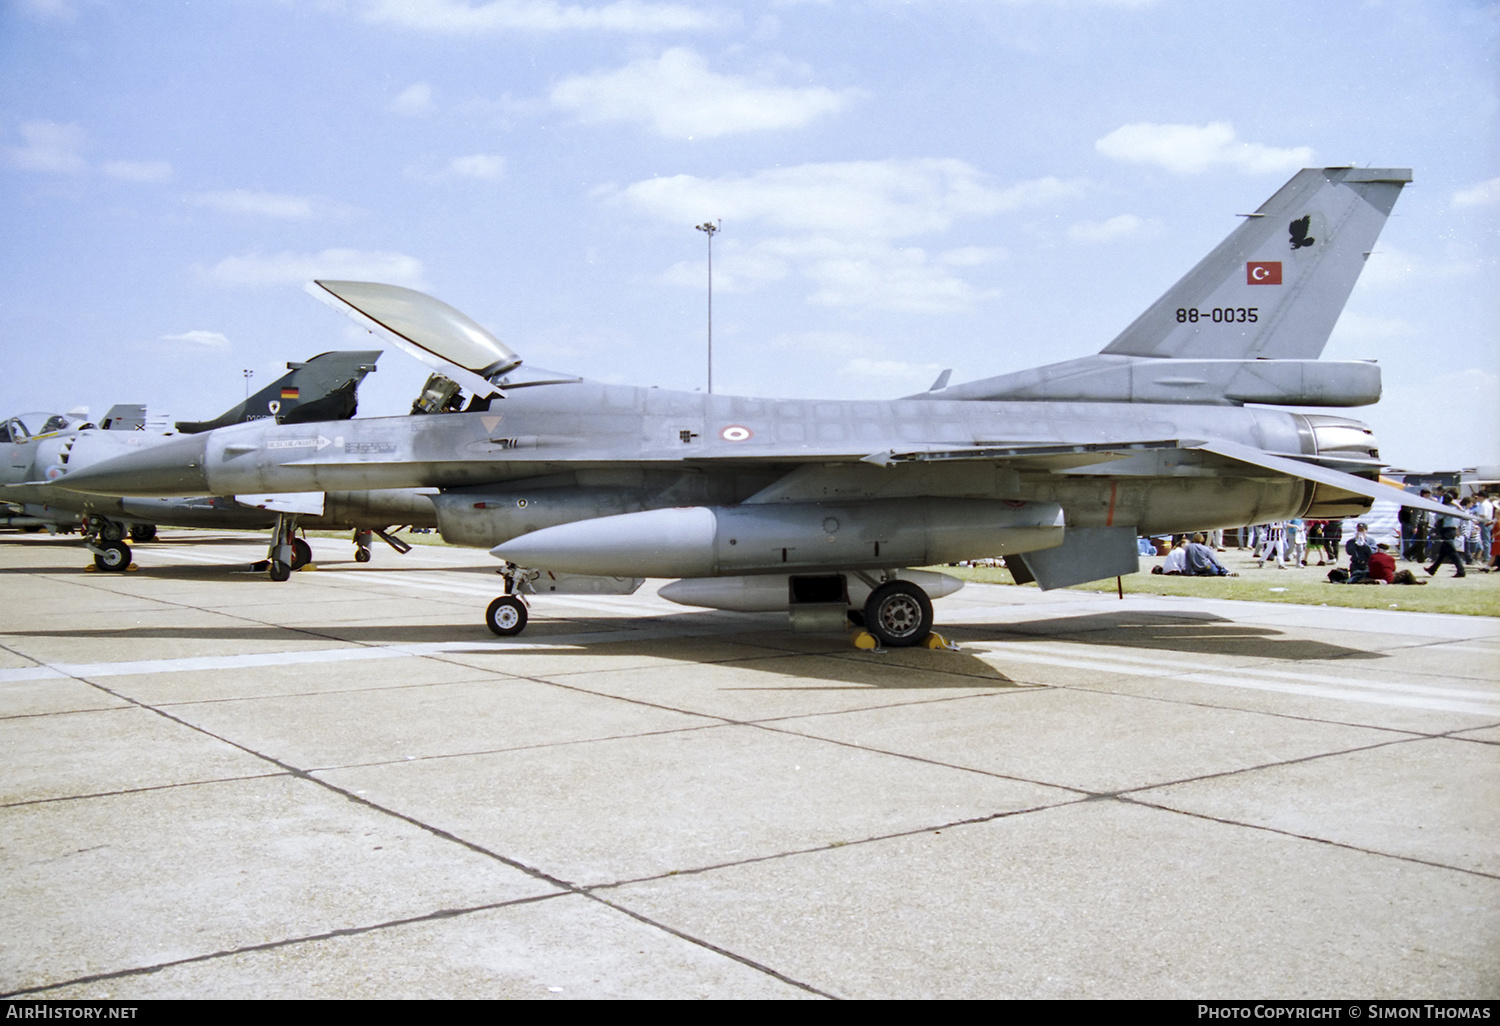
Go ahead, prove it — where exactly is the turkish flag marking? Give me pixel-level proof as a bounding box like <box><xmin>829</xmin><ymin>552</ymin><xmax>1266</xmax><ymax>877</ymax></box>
<box><xmin>1247</xmin><ymin>261</ymin><xmax>1282</xmax><ymax>285</ymax></box>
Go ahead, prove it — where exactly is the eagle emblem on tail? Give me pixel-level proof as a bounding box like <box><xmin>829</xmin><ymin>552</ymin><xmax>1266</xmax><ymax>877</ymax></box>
<box><xmin>1289</xmin><ymin>215</ymin><xmax>1316</xmax><ymax>250</ymax></box>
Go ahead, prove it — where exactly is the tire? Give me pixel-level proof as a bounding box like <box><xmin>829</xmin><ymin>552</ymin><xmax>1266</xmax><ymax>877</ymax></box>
<box><xmin>94</xmin><ymin>541</ymin><xmax>131</xmax><ymax>572</ymax></box>
<box><xmin>290</xmin><ymin>538</ymin><xmax>313</xmax><ymax>570</ymax></box>
<box><xmin>863</xmin><ymin>580</ymin><xmax>933</xmax><ymax>648</ymax></box>
<box><xmin>354</xmin><ymin>548</ymin><xmax>372</xmax><ymax>563</ymax></box>
<box><xmin>269</xmin><ymin>560</ymin><xmax>292</xmax><ymax>582</ymax></box>
<box><xmin>129</xmin><ymin>524</ymin><xmax>157</xmax><ymax>542</ymax></box>
<box><xmin>98</xmin><ymin>520</ymin><xmax>125</xmax><ymax>542</ymax></box>
<box><xmin>485</xmin><ymin>596</ymin><xmax>528</xmax><ymax>637</ymax></box>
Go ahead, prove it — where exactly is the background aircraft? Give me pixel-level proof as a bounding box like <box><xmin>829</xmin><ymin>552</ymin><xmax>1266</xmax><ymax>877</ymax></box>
<box><xmin>60</xmin><ymin>168</ymin><xmax>1467</xmax><ymax>645</ymax></box>
<box><xmin>2</xmin><ymin>352</ymin><xmax>439</xmax><ymax>572</ymax></box>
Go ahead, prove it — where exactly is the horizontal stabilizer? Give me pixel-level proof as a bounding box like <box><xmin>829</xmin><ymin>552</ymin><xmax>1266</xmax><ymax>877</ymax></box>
<box><xmin>1192</xmin><ymin>440</ymin><xmax>1474</xmax><ymax>520</ymax></box>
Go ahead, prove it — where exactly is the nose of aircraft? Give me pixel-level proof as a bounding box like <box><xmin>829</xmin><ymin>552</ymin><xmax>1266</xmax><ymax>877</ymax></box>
<box><xmin>56</xmin><ymin>432</ymin><xmax>211</xmax><ymax>497</ymax></box>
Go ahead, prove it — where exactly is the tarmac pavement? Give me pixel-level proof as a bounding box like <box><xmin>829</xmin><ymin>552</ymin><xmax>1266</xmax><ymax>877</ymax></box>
<box><xmin>1</xmin><ymin>530</ymin><xmax>1496</xmax><ymax>999</ymax></box>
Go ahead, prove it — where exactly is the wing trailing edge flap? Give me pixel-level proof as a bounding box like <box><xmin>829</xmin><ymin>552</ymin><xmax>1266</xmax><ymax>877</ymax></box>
<box><xmin>862</xmin><ymin>439</ymin><xmax>1194</xmax><ymax>469</ymax></box>
<box><xmin>1190</xmin><ymin>440</ymin><xmax>1472</xmax><ymax>519</ymax></box>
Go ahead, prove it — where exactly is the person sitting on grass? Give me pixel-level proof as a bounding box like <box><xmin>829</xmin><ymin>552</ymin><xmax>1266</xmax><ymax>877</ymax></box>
<box><xmin>1160</xmin><ymin>537</ymin><xmax>1187</xmax><ymax>575</ymax></box>
<box><xmin>1357</xmin><ymin>541</ymin><xmax>1396</xmax><ymax>584</ymax></box>
<box><xmin>1184</xmin><ymin>534</ymin><xmax>1237</xmax><ymax>576</ymax></box>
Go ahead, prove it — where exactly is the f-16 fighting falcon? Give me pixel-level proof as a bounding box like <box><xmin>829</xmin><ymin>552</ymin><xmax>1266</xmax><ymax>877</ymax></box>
<box><xmin>59</xmin><ymin>167</ymin><xmax>1466</xmax><ymax>646</ymax></box>
<box><xmin>2</xmin><ymin>351</ymin><xmax>438</xmax><ymax>573</ymax></box>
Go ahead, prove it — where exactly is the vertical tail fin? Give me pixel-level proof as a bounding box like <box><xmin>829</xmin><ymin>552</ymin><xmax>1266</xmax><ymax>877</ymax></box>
<box><xmin>175</xmin><ymin>350</ymin><xmax>381</xmax><ymax>434</ymax></box>
<box><xmin>1102</xmin><ymin>167</ymin><xmax>1410</xmax><ymax>360</ymax></box>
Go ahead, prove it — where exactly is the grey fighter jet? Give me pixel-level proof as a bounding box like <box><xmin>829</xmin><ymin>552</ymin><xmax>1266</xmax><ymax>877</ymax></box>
<box><xmin>3</xmin><ymin>352</ymin><xmax>438</xmax><ymax>571</ymax></box>
<box><xmin>60</xmin><ymin>167</ymin><xmax>1463</xmax><ymax>645</ymax></box>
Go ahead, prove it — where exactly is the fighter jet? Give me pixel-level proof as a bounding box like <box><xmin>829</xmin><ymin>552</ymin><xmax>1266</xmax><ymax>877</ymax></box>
<box><xmin>3</xmin><ymin>352</ymin><xmax>439</xmax><ymax>571</ymax></box>
<box><xmin>60</xmin><ymin>167</ymin><xmax>1464</xmax><ymax>645</ymax></box>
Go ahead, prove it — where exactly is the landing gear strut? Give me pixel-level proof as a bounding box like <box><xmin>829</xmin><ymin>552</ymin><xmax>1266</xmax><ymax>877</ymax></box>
<box><xmin>265</xmin><ymin>514</ymin><xmax>310</xmax><ymax>581</ymax></box>
<box><xmin>485</xmin><ymin>563</ymin><xmax>532</xmax><ymax>637</ymax></box>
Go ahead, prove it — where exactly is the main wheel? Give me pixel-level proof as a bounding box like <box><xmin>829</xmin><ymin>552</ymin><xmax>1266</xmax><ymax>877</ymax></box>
<box><xmin>863</xmin><ymin>580</ymin><xmax>933</xmax><ymax>648</ymax></box>
<box><xmin>129</xmin><ymin>524</ymin><xmax>157</xmax><ymax>542</ymax></box>
<box><xmin>268</xmin><ymin>560</ymin><xmax>292</xmax><ymax>582</ymax></box>
<box><xmin>98</xmin><ymin>520</ymin><xmax>125</xmax><ymax>542</ymax></box>
<box><xmin>485</xmin><ymin>596</ymin><xmax>528</xmax><ymax>637</ymax></box>
<box><xmin>354</xmin><ymin>547</ymin><xmax>372</xmax><ymax>563</ymax></box>
<box><xmin>94</xmin><ymin>541</ymin><xmax>131</xmax><ymax>572</ymax></box>
<box><xmin>290</xmin><ymin>537</ymin><xmax>313</xmax><ymax>569</ymax></box>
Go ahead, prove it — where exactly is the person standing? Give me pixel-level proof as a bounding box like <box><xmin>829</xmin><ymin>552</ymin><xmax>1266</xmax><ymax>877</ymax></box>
<box><xmin>1426</xmin><ymin>493</ymin><xmax>1466</xmax><ymax>578</ymax></box>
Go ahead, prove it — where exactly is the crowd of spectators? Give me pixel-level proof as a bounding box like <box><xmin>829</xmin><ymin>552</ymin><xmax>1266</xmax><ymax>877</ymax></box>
<box><xmin>1143</xmin><ymin>486</ymin><xmax>1497</xmax><ymax>584</ymax></box>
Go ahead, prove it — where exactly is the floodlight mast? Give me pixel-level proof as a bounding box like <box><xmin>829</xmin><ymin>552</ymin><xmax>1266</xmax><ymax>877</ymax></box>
<box><xmin>695</xmin><ymin>220</ymin><xmax>720</xmax><ymax>394</ymax></box>
<box><xmin>243</xmin><ymin>369</ymin><xmax>253</xmax><ymax>399</ymax></box>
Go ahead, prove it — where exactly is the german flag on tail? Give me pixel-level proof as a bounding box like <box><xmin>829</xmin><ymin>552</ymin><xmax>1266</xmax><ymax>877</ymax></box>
<box><xmin>280</xmin><ymin>387</ymin><xmax>299</xmax><ymax>400</ymax></box>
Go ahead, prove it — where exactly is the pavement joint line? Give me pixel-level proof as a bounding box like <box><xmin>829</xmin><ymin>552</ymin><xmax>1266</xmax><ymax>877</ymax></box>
<box><xmin>0</xmin><ymin>771</ymin><xmax>294</xmax><ymax>810</ymax></box>
<box><xmin>584</xmin><ymin>797</ymin><xmax>1092</xmax><ymax>893</ymax></box>
<box><xmin>1118</xmin><ymin>794</ymin><xmax>1500</xmax><ymax>883</ymax></box>
<box><xmin>34</xmin><ymin>666</ymin><xmax>834</xmax><ymax>999</ymax></box>
<box><xmin>0</xmin><ymin>891</ymin><xmax>572</xmax><ymax>999</ymax></box>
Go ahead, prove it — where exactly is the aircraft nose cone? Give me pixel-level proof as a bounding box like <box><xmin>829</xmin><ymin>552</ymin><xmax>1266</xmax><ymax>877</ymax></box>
<box><xmin>57</xmin><ymin>433</ymin><xmax>211</xmax><ymax>497</ymax></box>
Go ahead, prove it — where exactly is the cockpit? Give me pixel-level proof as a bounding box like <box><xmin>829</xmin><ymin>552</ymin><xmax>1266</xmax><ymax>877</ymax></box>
<box><xmin>0</xmin><ymin>412</ymin><xmax>94</xmax><ymax>444</ymax></box>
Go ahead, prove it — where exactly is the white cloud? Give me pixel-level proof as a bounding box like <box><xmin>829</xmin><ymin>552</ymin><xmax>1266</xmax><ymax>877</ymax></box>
<box><xmin>7</xmin><ymin>120</ymin><xmax>87</xmax><ymax>174</ymax></box>
<box><xmin>16</xmin><ymin>0</ymin><xmax>77</xmax><ymax>20</ymax></box>
<box><xmin>203</xmin><ymin>249</ymin><xmax>426</xmax><ymax>287</ymax></box>
<box><xmin>625</xmin><ymin>160</ymin><xmax>1068</xmax><ymax>313</ymax></box>
<box><xmin>619</xmin><ymin>159</ymin><xmax>1079</xmax><ymax>237</ymax></box>
<box><xmin>191</xmin><ymin>190</ymin><xmax>356</xmax><ymax>219</ymax></box>
<box><xmin>404</xmin><ymin>154</ymin><xmax>509</xmax><ymax>181</ymax></box>
<box><xmin>1096</xmin><ymin>122</ymin><xmax>1313</xmax><ymax>174</ymax></box>
<box><xmin>1355</xmin><ymin>244</ymin><xmax>1482</xmax><ymax>288</ymax></box>
<box><xmin>841</xmin><ymin>357</ymin><xmax>947</xmax><ymax>385</ymax></box>
<box><xmin>550</xmin><ymin>49</ymin><xmax>859</xmax><ymax>138</ymax></box>
<box><xmin>392</xmin><ymin>82</ymin><xmax>436</xmax><ymax>116</ymax></box>
<box><xmin>1066</xmin><ymin>213</ymin><xmax>1154</xmax><ymax>243</ymax></box>
<box><xmin>1452</xmin><ymin>176</ymin><xmax>1500</xmax><ymax>208</ymax></box>
<box><xmin>101</xmin><ymin>159</ymin><xmax>174</xmax><ymax>183</ymax></box>
<box><xmin>361</xmin><ymin>0</ymin><xmax>717</xmax><ymax>32</ymax></box>
<box><xmin>157</xmin><ymin>330</ymin><xmax>231</xmax><ymax>351</ymax></box>
<box><xmin>445</xmin><ymin>154</ymin><xmax>507</xmax><ymax>179</ymax></box>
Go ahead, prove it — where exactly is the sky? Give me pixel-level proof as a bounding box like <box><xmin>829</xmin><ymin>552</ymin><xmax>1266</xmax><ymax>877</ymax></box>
<box><xmin>2</xmin><ymin>0</ymin><xmax>1495</xmax><ymax>470</ymax></box>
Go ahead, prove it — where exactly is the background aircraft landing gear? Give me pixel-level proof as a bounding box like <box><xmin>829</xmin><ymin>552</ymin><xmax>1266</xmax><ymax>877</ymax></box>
<box><xmin>83</xmin><ymin>517</ymin><xmax>131</xmax><ymax>571</ymax></box>
<box><xmin>265</xmin><ymin>513</ymin><xmax>305</xmax><ymax>582</ymax></box>
<box><xmin>485</xmin><ymin>596</ymin><xmax>528</xmax><ymax>636</ymax></box>
<box><xmin>129</xmin><ymin>523</ymin><xmax>157</xmax><ymax>542</ymax></box>
<box><xmin>93</xmin><ymin>540</ymin><xmax>130</xmax><ymax>572</ymax></box>
<box><xmin>353</xmin><ymin>529</ymin><xmax>373</xmax><ymax>562</ymax></box>
<box><xmin>863</xmin><ymin>580</ymin><xmax>934</xmax><ymax>648</ymax></box>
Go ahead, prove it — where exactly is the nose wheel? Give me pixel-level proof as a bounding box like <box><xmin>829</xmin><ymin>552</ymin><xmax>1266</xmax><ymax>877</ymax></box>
<box><xmin>485</xmin><ymin>595</ymin><xmax>528</xmax><ymax>636</ymax></box>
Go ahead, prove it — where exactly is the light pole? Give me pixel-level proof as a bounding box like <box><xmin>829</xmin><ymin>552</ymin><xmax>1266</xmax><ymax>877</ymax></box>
<box><xmin>695</xmin><ymin>220</ymin><xmax>719</xmax><ymax>393</ymax></box>
<box><xmin>243</xmin><ymin>369</ymin><xmax>253</xmax><ymax>399</ymax></box>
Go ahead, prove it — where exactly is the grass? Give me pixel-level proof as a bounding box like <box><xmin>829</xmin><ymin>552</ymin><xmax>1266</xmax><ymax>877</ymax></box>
<box><xmin>931</xmin><ymin>548</ymin><xmax>1500</xmax><ymax>617</ymax></box>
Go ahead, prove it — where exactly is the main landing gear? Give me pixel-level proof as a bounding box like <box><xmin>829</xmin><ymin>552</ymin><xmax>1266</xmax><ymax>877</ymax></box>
<box><xmin>861</xmin><ymin>579</ymin><xmax>935</xmax><ymax>648</ymax></box>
